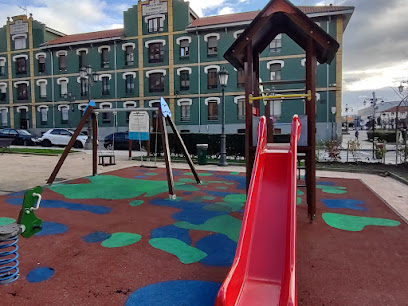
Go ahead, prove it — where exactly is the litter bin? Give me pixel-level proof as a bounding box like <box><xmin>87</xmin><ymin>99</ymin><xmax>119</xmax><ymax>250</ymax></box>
<box><xmin>196</xmin><ymin>144</ymin><xmax>208</xmax><ymax>165</ymax></box>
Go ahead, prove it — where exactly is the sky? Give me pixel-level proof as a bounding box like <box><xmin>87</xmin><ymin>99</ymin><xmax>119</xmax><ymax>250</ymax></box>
<box><xmin>1</xmin><ymin>0</ymin><xmax>407</xmax><ymax>114</ymax></box>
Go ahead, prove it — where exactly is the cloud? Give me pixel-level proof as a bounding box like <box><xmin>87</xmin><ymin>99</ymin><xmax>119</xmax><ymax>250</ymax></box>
<box><xmin>188</xmin><ymin>0</ymin><xmax>227</xmax><ymax>16</ymax></box>
<box><xmin>218</xmin><ymin>7</ymin><xmax>235</xmax><ymax>15</ymax></box>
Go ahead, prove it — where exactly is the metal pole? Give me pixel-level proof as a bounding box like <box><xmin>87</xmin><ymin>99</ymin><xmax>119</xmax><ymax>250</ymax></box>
<box><xmin>218</xmin><ymin>85</ymin><xmax>228</xmax><ymax>166</ymax></box>
<box><xmin>372</xmin><ymin>91</ymin><xmax>376</xmax><ymax>159</ymax></box>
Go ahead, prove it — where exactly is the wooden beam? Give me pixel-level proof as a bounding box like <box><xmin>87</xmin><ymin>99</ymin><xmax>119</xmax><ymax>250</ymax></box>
<box><xmin>305</xmin><ymin>37</ymin><xmax>317</xmax><ymax>221</ymax></box>
<box><xmin>92</xmin><ymin>113</ymin><xmax>98</xmax><ymax>176</ymax></box>
<box><xmin>158</xmin><ymin>108</ymin><xmax>175</xmax><ymax>198</ymax></box>
<box><xmin>166</xmin><ymin>116</ymin><xmax>201</xmax><ymax>184</ymax></box>
<box><xmin>47</xmin><ymin>106</ymin><xmax>93</xmax><ymax>185</ymax></box>
<box><xmin>244</xmin><ymin>42</ymin><xmax>254</xmax><ymax>192</ymax></box>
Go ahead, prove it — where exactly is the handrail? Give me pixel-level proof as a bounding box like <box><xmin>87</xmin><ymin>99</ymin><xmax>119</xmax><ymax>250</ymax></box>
<box><xmin>249</xmin><ymin>90</ymin><xmax>312</xmax><ymax>103</ymax></box>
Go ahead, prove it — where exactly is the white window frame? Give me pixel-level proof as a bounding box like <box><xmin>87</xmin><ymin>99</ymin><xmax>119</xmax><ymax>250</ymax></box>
<box><xmin>35</xmin><ymin>52</ymin><xmax>47</xmax><ymax>60</ymax></box>
<box><xmin>234</xmin><ymin>96</ymin><xmax>246</xmax><ymax>119</ymax></box>
<box><xmin>57</xmin><ymin>77</ymin><xmax>69</xmax><ymax>96</ymax></box>
<box><xmin>178</xmin><ymin>99</ymin><xmax>192</xmax><ymax>121</ymax></box>
<box><xmin>233</xmin><ymin>30</ymin><xmax>244</xmax><ymax>39</ymax></box>
<box><xmin>75</xmin><ymin>48</ymin><xmax>89</xmax><ymax>55</ymax></box>
<box><xmin>177</xmin><ymin>98</ymin><xmax>192</xmax><ymax>106</ymax></box>
<box><xmin>0</xmin><ymin>108</ymin><xmax>8</xmax><ymax>126</ymax></box>
<box><xmin>16</xmin><ymin>106</ymin><xmax>29</xmax><ymax>113</ymax></box>
<box><xmin>59</xmin><ymin>105</ymin><xmax>70</xmax><ymax>122</ymax></box>
<box><xmin>204</xmin><ymin>65</ymin><xmax>220</xmax><ymax>74</ymax></box>
<box><xmin>144</xmin><ymin>39</ymin><xmax>166</xmax><ymax>48</ymax></box>
<box><xmin>12</xmin><ymin>34</ymin><xmax>27</xmax><ymax>50</ymax></box>
<box><xmin>204</xmin><ymin>97</ymin><xmax>221</xmax><ymax>105</ymax></box>
<box><xmin>56</xmin><ymin>50</ymin><xmax>68</xmax><ymax>57</ymax></box>
<box><xmin>13</xmin><ymin>80</ymin><xmax>29</xmax><ymax>88</ymax></box>
<box><xmin>0</xmin><ymin>82</ymin><xmax>7</xmax><ymax>92</ymax></box>
<box><xmin>124</xmin><ymin>101</ymin><xmax>137</xmax><ymax>108</ymax></box>
<box><xmin>12</xmin><ymin>54</ymin><xmax>28</xmax><ymax>62</ymax></box>
<box><xmin>97</xmin><ymin>45</ymin><xmax>111</xmax><ymax>53</ymax></box>
<box><xmin>301</xmin><ymin>58</ymin><xmax>319</xmax><ymax>66</ymax></box>
<box><xmin>148</xmin><ymin>100</ymin><xmax>161</xmax><ymax>107</ymax></box>
<box><xmin>176</xmin><ymin>67</ymin><xmax>192</xmax><ymax>75</ymax></box>
<box><xmin>269</xmin><ymin>34</ymin><xmax>282</xmax><ymax>51</ymax></box>
<box><xmin>78</xmin><ymin>103</ymin><xmax>88</xmax><ymax>111</ymax></box>
<box><xmin>146</xmin><ymin>69</ymin><xmax>166</xmax><ymax>77</ymax></box>
<box><xmin>122</xmin><ymin>72</ymin><xmax>137</xmax><ymax>80</ymax></box>
<box><xmin>145</xmin><ymin>14</ymin><xmax>165</xmax><ymax>32</ymax></box>
<box><xmin>36</xmin><ymin>79</ymin><xmax>48</xmax><ymax>98</ymax></box>
<box><xmin>99</xmin><ymin>74</ymin><xmax>112</xmax><ymax>80</ymax></box>
<box><xmin>203</xmin><ymin>33</ymin><xmax>220</xmax><ymax>42</ymax></box>
<box><xmin>176</xmin><ymin>36</ymin><xmax>192</xmax><ymax>45</ymax></box>
<box><xmin>37</xmin><ymin>105</ymin><xmax>49</xmax><ymax>123</ymax></box>
<box><xmin>99</xmin><ymin>102</ymin><xmax>112</xmax><ymax>109</ymax></box>
<box><xmin>122</xmin><ymin>42</ymin><xmax>135</xmax><ymax>51</ymax></box>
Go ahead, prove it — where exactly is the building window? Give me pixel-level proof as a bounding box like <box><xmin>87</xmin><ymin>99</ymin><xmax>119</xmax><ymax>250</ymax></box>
<box><xmin>207</xmin><ymin>36</ymin><xmax>218</xmax><ymax>56</ymax></box>
<box><xmin>125</xmin><ymin>74</ymin><xmax>134</xmax><ymax>93</ymax></box>
<box><xmin>0</xmin><ymin>84</ymin><xmax>6</xmax><ymax>101</ymax></box>
<box><xmin>79</xmin><ymin>50</ymin><xmax>87</xmax><ymax>69</ymax></box>
<box><xmin>208</xmin><ymin>100</ymin><xmax>218</xmax><ymax>121</ymax></box>
<box><xmin>61</xmin><ymin>106</ymin><xmax>69</xmax><ymax>124</ymax></box>
<box><xmin>58</xmin><ymin>79</ymin><xmax>68</xmax><ymax>97</ymax></box>
<box><xmin>148</xmin><ymin>17</ymin><xmax>163</xmax><ymax>33</ymax></box>
<box><xmin>125</xmin><ymin>46</ymin><xmax>134</xmax><ymax>66</ymax></box>
<box><xmin>180</xmin><ymin>101</ymin><xmax>191</xmax><ymax>122</ymax></box>
<box><xmin>17</xmin><ymin>83</ymin><xmax>28</xmax><ymax>100</ymax></box>
<box><xmin>80</xmin><ymin>79</ymin><xmax>87</xmax><ymax>96</ymax></box>
<box><xmin>270</xmin><ymin>63</ymin><xmax>282</xmax><ymax>81</ymax></box>
<box><xmin>270</xmin><ymin>34</ymin><xmax>282</xmax><ymax>52</ymax></box>
<box><xmin>180</xmin><ymin>71</ymin><xmax>190</xmax><ymax>91</ymax></box>
<box><xmin>101</xmin><ymin>104</ymin><xmax>111</xmax><ymax>122</ymax></box>
<box><xmin>237</xmin><ymin>69</ymin><xmax>245</xmax><ymax>88</ymax></box>
<box><xmin>101</xmin><ymin>76</ymin><xmax>110</xmax><ymax>95</ymax></box>
<box><xmin>207</xmin><ymin>68</ymin><xmax>218</xmax><ymax>89</ymax></box>
<box><xmin>37</xmin><ymin>55</ymin><xmax>46</xmax><ymax>73</ymax></box>
<box><xmin>39</xmin><ymin>107</ymin><xmax>48</xmax><ymax>125</ymax></box>
<box><xmin>148</xmin><ymin>43</ymin><xmax>164</xmax><ymax>63</ymax></box>
<box><xmin>124</xmin><ymin>101</ymin><xmax>138</xmax><ymax>122</ymax></box>
<box><xmin>59</xmin><ymin>54</ymin><xmax>67</xmax><ymax>71</ymax></box>
<box><xmin>149</xmin><ymin>73</ymin><xmax>164</xmax><ymax>92</ymax></box>
<box><xmin>16</xmin><ymin>57</ymin><xmax>27</xmax><ymax>75</ymax></box>
<box><xmin>0</xmin><ymin>58</ymin><xmax>6</xmax><ymax>76</ymax></box>
<box><xmin>180</xmin><ymin>39</ymin><xmax>189</xmax><ymax>58</ymax></box>
<box><xmin>14</xmin><ymin>36</ymin><xmax>26</xmax><ymax>50</ymax></box>
<box><xmin>1</xmin><ymin>109</ymin><xmax>7</xmax><ymax>127</ymax></box>
<box><xmin>101</xmin><ymin>48</ymin><xmax>109</xmax><ymax>68</ymax></box>
<box><xmin>237</xmin><ymin>98</ymin><xmax>245</xmax><ymax>120</ymax></box>
<box><xmin>38</xmin><ymin>81</ymin><xmax>47</xmax><ymax>99</ymax></box>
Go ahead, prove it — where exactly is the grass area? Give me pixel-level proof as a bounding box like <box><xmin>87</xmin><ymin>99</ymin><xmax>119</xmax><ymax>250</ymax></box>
<box><xmin>6</xmin><ymin>148</ymin><xmax>78</xmax><ymax>155</ymax></box>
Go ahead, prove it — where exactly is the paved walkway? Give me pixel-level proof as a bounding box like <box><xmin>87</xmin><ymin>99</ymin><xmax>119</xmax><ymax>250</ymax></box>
<box><xmin>0</xmin><ymin>151</ymin><xmax>407</xmax><ymax>222</ymax></box>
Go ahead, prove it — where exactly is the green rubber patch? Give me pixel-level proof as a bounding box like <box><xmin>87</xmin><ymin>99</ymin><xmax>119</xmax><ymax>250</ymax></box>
<box><xmin>317</xmin><ymin>185</ymin><xmax>347</xmax><ymax>194</ymax></box>
<box><xmin>130</xmin><ymin>200</ymin><xmax>144</xmax><ymax>207</ymax></box>
<box><xmin>216</xmin><ymin>187</ymin><xmax>228</xmax><ymax>190</ymax></box>
<box><xmin>322</xmin><ymin>213</ymin><xmax>401</xmax><ymax>232</ymax></box>
<box><xmin>224</xmin><ymin>194</ymin><xmax>246</xmax><ymax>203</ymax></box>
<box><xmin>101</xmin><ymin>232</ymin><xmax>142</xmax><ymax>248</ymax></box>
<box><xmin>297</xmin><ymin>189</ymin><xmax>304</xmax><ymax>196</ymax></box>
<box><xmin>175</xmin><ymin>215</ymin><xmax>242</xmax><ymax>242</ymax></box>
<box><xmin>0</xmin><ymin>217</ymin><xmax>16</xmax><ymax>226</ymax></box>
<box><xmin>202</xmin><ymin>196</ymin><xmax>216</xmax><ymax>201</ymax></box>
<box><xmin>297</xmin><ymin>197</ymin><xmax>302</xmax><ymax>205</ymax></box>
<box><xmin>208</xmin><ymin>181</ymin><xmax>234</xmax><ymax>185</ymax></box>
<box><xmin>145</xmin><ymin>173</ymin><xmax>158</xmax><ymax>176</ymax></box>
<box><xmin>184</xmin><ymin>172</ymin><xmax>213</xmax><ymax>177</ymax></box>
<box><xmin>204</xmin><ymin>201</ymin><xmax>244</xmax><ymax>212</ymax></box>
<box><xmin>230</xmin><ymin>172</ymin><xmax>240</xmax><ymax>175</ymax></box>
<box><xmin>175</xmin><ymin>185</ymin><xmax>200</xmax><ymax>192</ymax></box>
<box><xmin>149</xmin><ymin>238</ymin><xmax>207</xmax><ymax>264</ymax></box>
<box><xmin>51</xmin><ymin>175</ymin><xmax>184</xmax><ymax>199</ymax></box>
<box><xmin>179</xmin><ymin>178</ymin><xmax>207</xmax><ymax>185</ymax></box>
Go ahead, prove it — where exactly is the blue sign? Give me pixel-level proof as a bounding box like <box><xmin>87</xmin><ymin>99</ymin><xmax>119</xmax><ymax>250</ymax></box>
<box><xmin>129</xmin><ymin>131</ymin><xmax>149</xmax><ymax>141</ymax></box>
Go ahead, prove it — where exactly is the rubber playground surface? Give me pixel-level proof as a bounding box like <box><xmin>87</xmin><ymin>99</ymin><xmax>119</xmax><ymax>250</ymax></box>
<box><xmin>0</xmin><ymin>166</ymin><xmax>407</xmax><ymax>305</ymax></box>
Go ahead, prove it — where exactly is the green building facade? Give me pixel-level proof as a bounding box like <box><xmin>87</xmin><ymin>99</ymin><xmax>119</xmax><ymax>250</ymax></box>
<box><xmin>0</xmin><ymin>1</ymin><xmax>353</xmax><ymax>140</ymax></box>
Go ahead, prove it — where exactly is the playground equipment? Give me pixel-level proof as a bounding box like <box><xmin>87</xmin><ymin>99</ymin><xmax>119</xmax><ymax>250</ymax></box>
<box><xmin>224</xmin><ymin>0</ymin><xmax>340</xmax><ymax>221</ymax></box>
<box><xmin>0</xmin><ymin>187</ymin><xmax>43</xmax><ymax>284</ymax></box>
<box><xmin>46</xmin><ymin>98</ymin><xmax>201</xmax><ymax>198</ymax></box>
<box><xmin>216</xmin><ymin>116</ymin><xmax>300</xmax><ymax>305</ymax></box>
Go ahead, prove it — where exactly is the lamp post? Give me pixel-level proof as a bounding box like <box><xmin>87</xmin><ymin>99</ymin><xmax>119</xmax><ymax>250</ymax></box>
<box><xmin>331</xmin><ymin>106</ymin><xmax>336</xmax><ymax>140</ymax></box>
<box><xmin>218</xmin><ymin>67</ymin><xmax>229</xmax><ymax>166</ymax></box>
<box><xmin>396</xmin><ymin>82</ymin><xmax>408</xmax><ymax>164</ymax></box>
<box><xmin>62</xmin><ymin>92</ymin><xmax>76</xmax><ymax>128</ymax></box>
<box><xmin>79</xmin><ymin>65</ymin><xmax>99</xmax><ymax>149</ymax></box>
<box><xmin>363</xmin><ymin>91</ymin><xmax>383</xmax><ymax>159</ymax></box>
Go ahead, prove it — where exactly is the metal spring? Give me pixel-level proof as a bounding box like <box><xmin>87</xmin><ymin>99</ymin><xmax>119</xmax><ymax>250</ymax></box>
<box><xmin>0</xmin><ymin>235</ymin><xmax>19</xmax><ymax>284</ymax></box>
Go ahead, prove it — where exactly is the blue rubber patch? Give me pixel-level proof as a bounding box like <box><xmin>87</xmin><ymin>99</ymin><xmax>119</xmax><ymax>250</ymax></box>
<box><xmin>35</xmin><ymin>221</ymin><xmax>68</xmax><ymax>236</ymax></box>
<box><xmin>317</xmin><ymin>181</ymin><xmax>335</xmax><ymax>186</ymax></box>
<box><xmin>214</xmin><ymin>174</ymin><xmax>246</xmax><ymax>189</ymax></box>
<box><xmin>7</xmin><ymin>191</ymin><xmax>25</xmax><ymax>197</ymax></box>
<box><xmin>6</xmin><ymin>198</ymin><xmax>111</xmax><ymax>215</ymax></box>
<box><xmin>204</xmin><ymin>190</ymin><xmax>234</xmax><ymax>198</ymax></box>
<box><xmin>26</xmin><ymin>267</ymin><xmax>55</xmax><ymax>283</ymax></box>
<box><xmin>196</xmin><ymin>234</ymin><xmax>237</xmax><ymax>267</ymax></box>
<box><xmin>134</xmin><ymin>176</ymin><xmax>148</xmax><ymax>178</ymax></box>
<box><xmin>321</xmin><ymin>199</ymin><xmax>366</xmax><ymax>211</ymax></box>
<box><xmin>125</xmin><ymin>280</ymin><xmax>221</xmax><ymax>306</ymax></box>
<box><xmin>183</xmin><ymin>192</ymin><xmax>193</xmax><ymax>195</ymax></box>
<box><xmin>150</xmin><ymin>199</ymin><xmax>227</xmax><ymax>224</ymax></box>
<box><xmin>82</xmin><ymin>231</ymin><xmax>112</xmax><ymax>243</ymax></box>
<box><xmin>150</xmin><ymin>225</ymin><xmax>191</xmax><ymax>245</ymax></box>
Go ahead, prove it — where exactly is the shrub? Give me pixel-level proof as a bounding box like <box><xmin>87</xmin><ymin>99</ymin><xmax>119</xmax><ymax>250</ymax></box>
<box><xmin>324</xmin><ymin>140</ymin><xmax>341</xmax><ymax>162</ymax></box>
<box><xmin>367</xmin><ymin>130</ymin><xmax>396</xmax><ymax>142</ymax></box>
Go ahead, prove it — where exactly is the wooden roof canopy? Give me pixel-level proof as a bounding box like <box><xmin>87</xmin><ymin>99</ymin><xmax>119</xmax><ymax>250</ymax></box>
<box><xmin>224</xmin><ymin>0</ymin><xmax>340</xmax><ymax>69</ymax></box>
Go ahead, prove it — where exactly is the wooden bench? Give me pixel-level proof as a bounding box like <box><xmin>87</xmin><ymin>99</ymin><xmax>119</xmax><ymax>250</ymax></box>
<box><xmin>0</xmin><ymin>138</ymin><xmax>13</xmax><ymax>154</ymax></box>
<box><xmin>98</xmin><ymin>154</ymin><xmax>116</xmax><ymax>166</ymax></box>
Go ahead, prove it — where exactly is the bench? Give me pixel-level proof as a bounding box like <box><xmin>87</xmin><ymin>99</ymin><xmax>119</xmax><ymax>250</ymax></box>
<box><xmin>0</xmin><ymin>138</ymin><xmax>13</xmax><ymax>154</ymax></box>
<box><xmin>98</xmin><ymin>154</ymin><xmax>116</xmax><ymax>166</ymax></box>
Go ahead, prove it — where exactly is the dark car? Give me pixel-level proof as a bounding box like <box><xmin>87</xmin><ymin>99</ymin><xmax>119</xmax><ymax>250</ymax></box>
<box><xmin>104</xmin><ymin>132</ymin><xmax>142</xmax><ymax>150</ymax></box>
<box><xmin>0</xmin><ymin>129</ymin><xmax>39</xmax><ymax>146</ymax></box>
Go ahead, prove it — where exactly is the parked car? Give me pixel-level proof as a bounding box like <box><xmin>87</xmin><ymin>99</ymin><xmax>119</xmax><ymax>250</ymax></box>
<box><xmin>104</xmin><ymin>132</ymin><xmax>142</xmax><ymax>150</ymax></box>
<box><xmin>39</xmin><ymin>128</ymin><xmax>87</xmax><ymax>148</ymax></box>
<box><xmin>0</xmin><ymin>128</ymin><xmax>40</xmax><ymax>146</ymax></box>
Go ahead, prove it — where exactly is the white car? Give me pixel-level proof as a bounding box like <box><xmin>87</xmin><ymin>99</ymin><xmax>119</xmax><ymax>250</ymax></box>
<box><xmin>39</xmin><ymin>128</ymin><xmax>87</xmax><ymax>148</ymax></box>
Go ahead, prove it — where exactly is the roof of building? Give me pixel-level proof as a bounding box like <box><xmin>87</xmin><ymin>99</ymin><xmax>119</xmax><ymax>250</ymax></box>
<box><xmin>43</xmin><ymin>28</ymin><xmax>123</xmax><ymax>47</ymax></box>
<box><xmin>385</xmin><ymin>106</ymin><xmax>408</xmax><ymax>113</ymax></box>
<box><xmin>188</xmin><ymin>5</ymin><xmax>354</xmax><ymax>29</ymax></box>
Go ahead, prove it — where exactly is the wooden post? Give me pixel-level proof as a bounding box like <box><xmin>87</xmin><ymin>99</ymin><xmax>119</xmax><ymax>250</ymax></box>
<box><xmin>47</xmin><ymin>106</ymin><xmax>93</xmax><ymax>185</ymax></box>
<box><xmin>305</xmin><ymin>37</ymin><xmax>317</xmax><ymax>221</ymax></box>
<box><xmin>128</xmin><ymin>139</ymin><xmax>132</xmax><ymax>160</ymax></box>
<box><xmin>167</xmin><ymin>116</ymin><xmax>201</xmax><ymax>184</ymax></box>
<box><xmin>158</xmin><ymin>108</ymin><xmax>175</xmax><ymax>197</ymax></box>
<box><xmin>245</xmin><ymin>42</ymin><xmax>254</xmax><ymax>192</ymax></box>
<box><xmin>92</xmin><ymin>113</ymin><xmax>97</xmax><ymax>176</ymax></box>
<box><xmin>147</xmin><ymin>135</ymin><xmax>151</xmax><ymax>160</ymax></box>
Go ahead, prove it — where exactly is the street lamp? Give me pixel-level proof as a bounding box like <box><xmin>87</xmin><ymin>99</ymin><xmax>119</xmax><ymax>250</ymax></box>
<box><xmin>395</xmin><ymin>82</ymin><xmax>408</xmax><ymax>164</ymax></box>
<box><xmin>79</xmin><ymin>65</ymin><xmax>99</xmax><ymax>149</ymax></box>
<box><xmin>363</xmin><ymin>91</ymin><xmax>383</xmax><ymax>159</ymax></box>
<box><xmin>218</xmin><ymin>67</ymin><xmax>229</xmax><ymax>166</ymax></box>
<box><xmin>331</xmin><ymin>106</ymin><xmax>336</xmax><ymax>140</ymax></box>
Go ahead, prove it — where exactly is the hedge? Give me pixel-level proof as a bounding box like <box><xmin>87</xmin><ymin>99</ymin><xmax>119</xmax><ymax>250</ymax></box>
<box><xmin>367</xmin><ymin>130</ymin><xmax>397</xmax><ymax>142</ymax></box>
<box><xmin>148</xmin><ymin>133</ymin><xmax>291</xmax><ymax>158</ymax></box>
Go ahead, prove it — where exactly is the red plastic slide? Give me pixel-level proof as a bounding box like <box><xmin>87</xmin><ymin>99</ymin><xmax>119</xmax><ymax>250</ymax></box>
<box><xmin>216</xmin><ymin>115</ymin><xmax>301</xmax><ymax>306</ymax></box>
